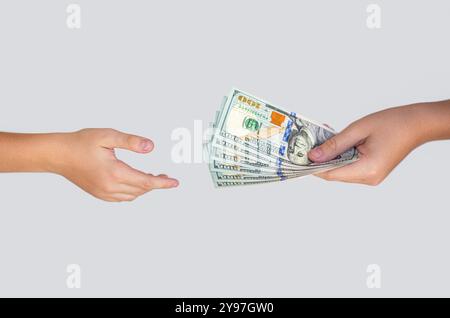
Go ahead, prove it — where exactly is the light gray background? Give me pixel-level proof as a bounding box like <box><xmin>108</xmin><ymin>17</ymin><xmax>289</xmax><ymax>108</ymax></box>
<box><xmin>0</xmin><ymin>0</ymin><xmax>449</xmax><ymax>297</ymax></box>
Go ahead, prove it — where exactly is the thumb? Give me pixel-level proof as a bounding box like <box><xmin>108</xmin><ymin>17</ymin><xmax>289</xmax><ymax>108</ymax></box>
<box><xmin>103</xmin><ymin>129</ymin><xmax>154</xmax><ymax>153</ymax></box>
<box><xmin>308</xmin><ymin>124</ymin><xmax>363</xmax><ymax>163</ymax></box>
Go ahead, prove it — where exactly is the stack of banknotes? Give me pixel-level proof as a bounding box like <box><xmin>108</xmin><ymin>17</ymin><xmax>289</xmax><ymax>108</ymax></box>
<box><xmin>205</xmin><ymin>88</ymin><xmax>358</xmax><ymax>187</ymax></box>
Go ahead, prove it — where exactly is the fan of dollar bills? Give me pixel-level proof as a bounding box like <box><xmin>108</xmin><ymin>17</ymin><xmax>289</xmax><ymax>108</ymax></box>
<box><xmin>205</xmin><ymin>88</ymin><xmax>358</xmax><ymax>187</ymax></box>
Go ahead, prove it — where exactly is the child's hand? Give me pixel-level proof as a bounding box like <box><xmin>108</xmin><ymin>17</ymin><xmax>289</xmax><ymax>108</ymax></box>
<box><xmin>308</xmin><ymin>102</ymin><xmax>450</xmax><ymax>185</ymax></box>
<box><xmin>54</xmin><ymin>128</ymin><xmax>178</xmax><ymax>201</ymax></box>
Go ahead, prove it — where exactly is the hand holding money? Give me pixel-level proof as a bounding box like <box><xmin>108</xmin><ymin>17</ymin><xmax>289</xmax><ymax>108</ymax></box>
<box><xmin>309</xmin><ymin>100</ymin><xmax>450</xmax><ymax>185</ymax></box>
<box><xmin>205</xmin><ymin>89</ymin><xmax>358</xmax><ymax>187</ymax></box>
<box><xmin>206</xmin><ymin>90</ymin><xmax>450</xmax><ymax>187</ymax></box>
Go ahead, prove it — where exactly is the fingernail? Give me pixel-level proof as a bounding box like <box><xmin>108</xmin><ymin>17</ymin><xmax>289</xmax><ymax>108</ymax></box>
<box><xmin>170</xmin><ymin>179</ymin><xmax>179</xmax><ymax>187</ymax></box>
<box><xmin>309</xmin><ymin>147</ymin><xmax>323</xmax><ymax>159</ymax></box>
<box><xmin>140</xmin><ymin>139</ymin><xmax>153</xmax><ymax>152</ymax></box>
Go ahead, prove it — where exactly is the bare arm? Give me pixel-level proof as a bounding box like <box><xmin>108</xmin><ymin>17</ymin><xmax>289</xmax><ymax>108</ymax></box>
<box><xmin>0</xmin><ymin>132</ymin><xmax>65</xmax><ymax>173</ymax></box>
<box><xmin>0</xmin><ymin>129</ymin><xmax>178</xmax><ymax>201</ymax></box>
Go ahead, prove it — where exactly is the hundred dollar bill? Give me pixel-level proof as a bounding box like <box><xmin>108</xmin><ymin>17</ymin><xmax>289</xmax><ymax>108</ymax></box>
<box><xmin>207</xmin><ymin>138</ymin><xmax>335</xmax><ymax>177</ymax></box>
<box><xmin>209</xmin><ymin>158</ymin><xmax>305</xmax><ymax>177</ymax></box>
<box><xmin>209</xmin><ymin>158</ymin><xmax>309</xmax><ymax>176</ymax></box>
<box><xmin>209</xmin><ymin>144</ymin><xmax>344</xmax><ymax>177</ymax></box>
<box><xmin>209</xmin><ymin>153</ymin><xmax>349</xmax><ymax>178</ymax></box>
<box><xmin>207</xmin><ymin>96</ymin><xmax>299</xmax><ymax>171</ymax></box>
<box><xmin>207</xmin><ymin>88</ymin><xmax>358</xmax><ymax>187</ymax></box>
<box><xmin>210</xmin><ymin>145</ymin><xmax>301</xmax><ymax>174</ymax></box>
<box><xmin>211</xmin><ymin>171</ymin><xmax>303</xmax><ymax>183</ymax></box>
<box><xmin>213</xmin><ymin>134</ymin><xmax>300</xmax><ymax>169</ymax></box>
<box><xmin>214</xmin><ymin>175</ymin><xmax>300</xmax><ymax>186</ymax></box>
<box><xmin>212</xmin><ymin>88</ymin><xmax>358</xmax><ymax>168</ymax></box>
<box><xmin>212</xmin><ymin>161</ymin><xmax>350</xmax><ymax>187</ymax></box>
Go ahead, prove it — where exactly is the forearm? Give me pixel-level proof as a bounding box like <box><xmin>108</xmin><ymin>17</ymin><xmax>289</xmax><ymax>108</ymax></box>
<box><xmin>0</xmin><ymin>132</ymin><xmax>66</xmax><ymax>173</ymax></box>
<box><xmin>413</xmin><ymin>100</ymin><xmax>450</xmax><ymax>144</ymax></box>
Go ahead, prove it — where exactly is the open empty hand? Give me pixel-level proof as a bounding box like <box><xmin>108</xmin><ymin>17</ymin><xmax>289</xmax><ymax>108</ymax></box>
<box><xmin>0</xmin><ymin>128</ymin><xmax>179</xmax><ymax>202</ymax></box>
<box><xmin>55</xmin><ymin>129</ymin><xmax>179</xmax><ymax>201</ymax></box>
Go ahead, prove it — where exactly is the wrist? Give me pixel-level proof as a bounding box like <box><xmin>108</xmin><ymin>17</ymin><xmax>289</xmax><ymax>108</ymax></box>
<box><xmin>40</xmin><ymin>132</ymin><xmax>73</xmax><ymax>175</ymax></box>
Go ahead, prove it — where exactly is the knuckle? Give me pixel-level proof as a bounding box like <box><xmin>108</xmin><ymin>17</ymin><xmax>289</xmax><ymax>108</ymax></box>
<box><xmin>126</xmin><ymin>134</ymin><xmax>135</xmax><ymax>148</ymax></box>
<box><xmin>76</xmin><ymin>128</ymin><xmax>95</xmax><ymax>139</ymax></box>
<box><xmin>365</xmin><ymin>179</ymin><xmax>379</xmax><ymax>186</ymax></box>
<box><xmin>77</xmin><ymin>128</ymin><xmax>90</xmax><ymax>134</ymax></box>
<box><xmin>99</xmin><ymin>128</ymin><xmax>118</xmax><ymax>141</ymax></box>
<box><xmin>366</xmin><ymin>167</ymin><xmax>379</xmax><ymax>179</ymax></box>
<box><xmin>346</xmin><ymin>121</ymin><xmax>359</xmax><ymax>132</ymax></box>
<box><xmin>324</xmin><ymin>138</ymin><xmax>337</xmax><ymax>153</ymax></box>
<box><xmin>364</xmin><ymin>168</ymin><xmax>383</xmax><ymax>186</ymax></box>
<box><xmin>125</xmin><ymin>196</ymin><xmax>137</xmax><ymax>202</ymax></box>
<box><xmin>103</xmin><ymin>128</ymin><xmax>117</xmax><ymax>135</ymax></box>
<box><xmin>142</xmin><ymin>179</ymin><xmax>154</xmax><ymax>190</ymax></box>
<box><xmin>110</xmin><ymin>166</ymin><xmax>123</xmax><ymax>181</ymax></box>
<box><xmin>101</xmin><ymin>195</ymin><xmax>120</xmax><ymax>202</ymax></box>
<box><xmin>367</xmin><ymin>177</ymin><xmax>383</xmax><ymax>186</ymax></box>
<box><xmin>102</xmin><ymin>183</ymin><xmax>116</xmax><ymax>194</ymax></box>
<box><xmin>92</xmin><ymin>192</ymin><xmax>107</xmax><ymax>201</ymax></box>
